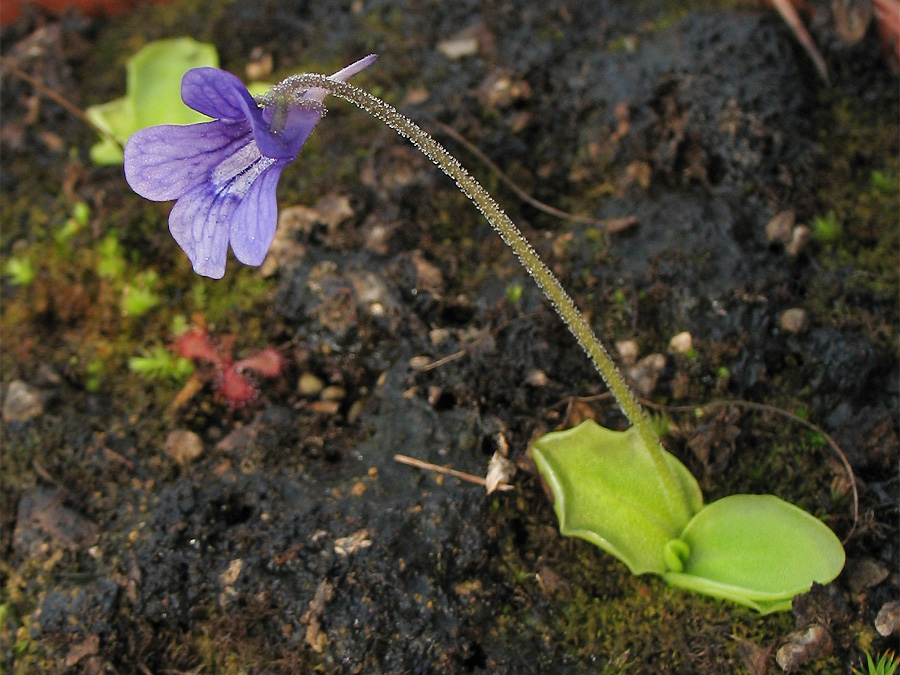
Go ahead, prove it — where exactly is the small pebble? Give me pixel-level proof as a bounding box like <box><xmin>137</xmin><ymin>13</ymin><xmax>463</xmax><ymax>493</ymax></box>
<box><xmin>309</xmin><ymin>400</ymin><xmax>340</xmax><ymax>414</ymax></box>
<box><xmin>668</xmin><ymin>331</ymin><xmax>693</xmax><ymax>354</ymax></box>
<box><xmin>780</xmin><ymin>308</ymin><xmax>809</xmax><ymax>334</ymax></box>
<box><xmin>35</xmin><ymin>364</ymin><xmax>62</xmax><ymax>386</ymax></box>
<box><xmin>164</xmin><ymin>430</ymin><xmax>204</xmax><ymax>464</ymax></box>
<box><xmin>437</xmin><ymin>36</ymin><xmax>479</xmax><ymax>59</ymax></box>
<box><xmin>776</xmin><ymin>624</ymin><xmax>833</xmax><ymax>672</ymax></box>
<box><xmin>429</xmin><ymin>328</ymin><xmax>451</xmax><ymax>345</ymax></box>
<box><xmin>526</xmin><ymin>369</ymin><xmax>549</xmax><ymax>386</ymax></box>
<box><xmin>409</xmin><ymin>356</ymin><xmax>431</xmax><ymax>371</ymax></box>
<box><xmin>346</xmin><ymin>399</ymin><xmax>366</xmax><ymax>425</ymax></box>
<box><xmin>846</xmin><ymin>557</ymin><xmax>890</xmax><ymax>595</ymax></box>
<box><xmin>334</xmin><ymin>529</ymin><xmax>372</xmax><ymax>556</ymax></box>
<box><xmin>628</xmin><ymin>353</ymin><xmax>666</xmax><ymax>397</ymax></box>
<box><xmin>220</xmin><ymin>558</ymin><xmax>243</xmax><ymax>587</ymax></box>
<box><xmin>787</xmin><ymin>224</ymin><xmax>811</xmax><ymax>257</ymax></box>
<box><xmin>297</xmin><ymin>373</ymin><xmax>325</xmax><ymax>396</ymax></box>
<box><xmin>320</xmin><ymin>385</ymin><xmax>346</xmax><ymax>402</ymax></box>
<box><xmin>412</xmin><ymin>251</ymin><xmax>444</xmax><ymax>294</ymax></box>
<box><xmin>616</xmin><ymin>339</ymin><xmax>639</xmax><ymax>367</ymax></box>
<box><xmin>875</xmin><ymin>600</ymin><xmax>899</xmax><ymax>637</ymax></box>
<box><xmin>765</xmin><ymin>210</ymin><xmax>795</xmax><ymax>245</ymax></box>
<box><xmin>2</xmin><ymin>380</ymin><xmax>44</xmax><ymax>422</ymax></box>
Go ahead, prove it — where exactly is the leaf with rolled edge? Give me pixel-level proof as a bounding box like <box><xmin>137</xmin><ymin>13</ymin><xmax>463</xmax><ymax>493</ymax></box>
<box><xmin>662</xmin><ymin>494</ymin><xmax>845</xmax><ymax>614</ymax></box>
<box><xmin>530</xmin><ymin>419</ymin><xmax>703</xmax><ymax>575</ymax></box>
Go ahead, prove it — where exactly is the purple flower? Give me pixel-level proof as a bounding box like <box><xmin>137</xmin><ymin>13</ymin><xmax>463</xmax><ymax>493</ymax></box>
<box><xmin>124</xmin><ymin>55</ymin><xmax>376</xmax><ymax>278</ymax></box>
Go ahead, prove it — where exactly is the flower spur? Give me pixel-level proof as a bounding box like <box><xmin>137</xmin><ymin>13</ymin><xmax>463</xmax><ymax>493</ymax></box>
<box><xmin>124</xmin><ymin>55</ymin><xmax>376</xmax><ymax>278</ymax></box>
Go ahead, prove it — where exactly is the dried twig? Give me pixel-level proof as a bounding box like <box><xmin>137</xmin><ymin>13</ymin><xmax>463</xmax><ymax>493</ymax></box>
<box><xmin>432</xmin><ymin>120</ymin><xmax>637</xmax><ymax>233</ymax></box>
<box><xmin>770</xmin><ymin>0</ymin><xmax>830</xmax><ymax>84</ymax></box>
<box><xmin>412</xmin><ymin>312</ymin><xmax>541</xmax><ymax>373</ymax></box>
<box><xmin>394</xmin><ymin>453</ymin><xmax>515</xmax><ymax>491</ymax></box>
<box><xmin>2</xmin><ymin>56</ymin><xmax>122</xmax><ymax>149</ymax></box>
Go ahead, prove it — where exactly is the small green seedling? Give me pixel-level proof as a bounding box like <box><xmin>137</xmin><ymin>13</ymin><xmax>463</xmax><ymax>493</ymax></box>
<box><xmin>120</xmin><ymin>270</ymin><xmax>161</xmax><ymax>317</ymax></box>
<box><xmin>3</xmin><ymin>256</ymin><xmax>35</xmax><ymax>286</ymax></box>
<box><xmin>811</xmin><ymin>211</ymin><xmax>843</xmax><ymax>243</ymax></box>
<box><xmin>128</xmin><ymin>346</ymin><xmax>194</xmax><ymax>382</ymax></box>
<box><xmin>853</xmin><ymin>651</ymin><xmax>900</xmax><ymax>675</ymax></box>
<box><xmin>86</xmin><ymin>38</ymin><xmax>220</xmax><ymax>164</ymax></box>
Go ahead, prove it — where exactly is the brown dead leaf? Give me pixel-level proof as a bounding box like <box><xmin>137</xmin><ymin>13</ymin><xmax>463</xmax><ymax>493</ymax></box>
<box><xmin>687</xmin><ymin>406</ymin><xmax>742</xmax><ymax>475</ymax></box>
<box><xmin>735</xmin><ymin>637</ymin><xmax>773</xmax><ymax>675</ymax></box>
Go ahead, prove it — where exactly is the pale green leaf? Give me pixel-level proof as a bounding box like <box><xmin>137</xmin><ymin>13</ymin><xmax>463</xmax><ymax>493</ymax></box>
<box><xmin>663</xmin><ymin>494</ymin><xmax>845</xmax><ymax>613</ymax></box>
<box><xmin>530</xmin><ymin>419</ymin><xmax>702</xmax><ymax>575</ymax></box>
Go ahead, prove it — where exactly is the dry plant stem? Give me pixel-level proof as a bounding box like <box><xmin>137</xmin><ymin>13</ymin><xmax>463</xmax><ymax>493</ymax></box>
<box><xmin>770</xmin><ymin>0</ymin><xmax>830</xmax><ymax>84</ymax></box>
<box><xmin>413</xmin><ymin>312</ymin><xmax>541</xmax><ymax>373</ymax></box>
<box><xmin>432</xmin><ymin>120</ymin><xmax>637</xmax><ymax>233</ymax></box>
<box><xmin>394</xmin><ymin>454</ymin><xmax>514</xmax><ymax>491</ymax></box>
<box><xmin>2</xmin><ymin>58</ymin><xmax>122</xmax><ymax>147</ymax></box>
<box><xmin>271</xmin><ymin>74</ymin><xmax>693</xmax><ymax>524</ymax></box>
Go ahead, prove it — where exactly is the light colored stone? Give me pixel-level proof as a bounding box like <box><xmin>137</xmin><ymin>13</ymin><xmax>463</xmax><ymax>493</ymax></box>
<box><xmin>320</xmin><ymin>385</ymin><xmax>346</xmax><ymax>402</ymax></box>
<box><xmin>765</xmin><ymin>210</ymin><xmax>795</xmax><ymax>244</ymax></box>
<box><xmin>298</xmin><ymin>373</ymin><xmax>324</xmax><ymax>396</ymax></box>
<box><xmin>668</xmin><ymin>331</ymin><xmax>693</xmax><ymax>354</ymax></box>
<box><xmin>616</xmin><ymin>339</ymin><xmax>639</xmax><ymax>367</ymax></box>
<box><xmin>776</xmin><ymin>624</ymin><xmax>833</xmax><ymax>672</ymax></box>
<box><xmin>3</xmin><ymin>380</ymin><xmax>43</xmax><ymax>422</ymax></box>
<box><xmin>787</xmin><ymin>224</ymin><xmax>811</xmax><ymax>257</ymax></box>
<box><xmin>526</xmin><ymin>369</ymin><xmax>549</xmax><ymax>386</ymax></box>
<box><xmin>437</xmin><ymin>36</ymin><xmax>479</xmax><ymax>59</ymax></box>
<box><xmin>334</xmin><ymin>529</ymin><xmax>372</xmax><ymax>556</ymax></box>
<box><xmin>628</xmin><ymin>353</ymin><xmax>666</xmax><ymax>397</ymax></box>
<box><xmin>780</xmin><ymin>308</ymin><xmax>809</xmax><ymax>334</ymax></box>
<box><xmin>875</xmin><ymin>600</ymin><xmax>899</xmax><ymax>637</ymax></box>
<box><xmin>164</xmin><ymin>430</ymin><xmax>203</xmax><ymax>464</ymax></box>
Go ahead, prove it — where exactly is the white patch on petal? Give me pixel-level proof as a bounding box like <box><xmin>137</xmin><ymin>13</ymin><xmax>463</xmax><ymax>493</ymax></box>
<box><xmin>211</xmin><ymin>142</ymin><xmax>277</xmax><ymax>199</ymax></box>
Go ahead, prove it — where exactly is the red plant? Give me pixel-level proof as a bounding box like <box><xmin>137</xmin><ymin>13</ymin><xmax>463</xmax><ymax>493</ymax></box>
<box><xmin>173</xmin><ymin>326</ymin><xmax>286</xmax><ymax>408</ymax></box>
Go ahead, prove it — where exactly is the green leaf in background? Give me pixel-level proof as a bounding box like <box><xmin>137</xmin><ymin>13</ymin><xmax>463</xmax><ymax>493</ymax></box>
<box><xmin>663</xmin><ymin>494</ymin><xmax>845</xmax><ymax>613</ymax></box>
<box><xmin>86</xmin><ymin>38</ymin><xmax>219</xmax><ymax>165</ymax></box>
<box><xmin>529</xmin><ymin>419</ymin><xmax>703</xmax><ymax>575</ymax></box>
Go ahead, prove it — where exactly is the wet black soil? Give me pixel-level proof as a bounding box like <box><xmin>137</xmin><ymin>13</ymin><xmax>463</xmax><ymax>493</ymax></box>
<box><xmin>2</xmin><ymin>1</ymin><xmax>898</xmax><ymax>673</ymax></box>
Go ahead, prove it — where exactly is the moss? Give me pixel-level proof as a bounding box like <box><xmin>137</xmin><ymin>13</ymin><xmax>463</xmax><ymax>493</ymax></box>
<box><xmin>804</xmin><ymin>90</ymin><xmax>900</xmax><ymax>345</ymax></box>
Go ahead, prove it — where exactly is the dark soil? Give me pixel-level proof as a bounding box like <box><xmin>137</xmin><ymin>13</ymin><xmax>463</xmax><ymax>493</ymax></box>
<box><xmin>2</xmin><ymin>1</ymin><xmax>897</xmax><ymax>673</ymax></box>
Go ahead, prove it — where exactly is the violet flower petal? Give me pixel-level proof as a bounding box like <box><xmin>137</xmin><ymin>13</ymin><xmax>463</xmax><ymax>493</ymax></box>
<box><xmin>167</xmin><ymin>181</ymin><xmax>234</xmax><ymax>279</ymax></box>
<box><xmin>302</xmin><ymin>54</ymin><xmax>378</xmax><ymax>103</ymax></box>
<box><xmin>180</xmin><ymin>67</ymin><xmax>257</xmax><ymax>121</ymax></box>
<box><xmin>244</xmin><ymin>100</ymin><xmax>323</xmax><ymax>160</ymax></box>
<box><xmin>124</xmin><ymin>120</ymin><xmax>250</xmax><ymax>201</ymax></box>
<box><xmin>168</xmin><ymin>136</ymin><xmax>289</xmax><ymax>278</ymax></box>
<box><xmin>124</xmin><ymin>55</ymin><xmax>378</xmax><ymax>278</ymax></box>
<box><xmin>228</xmin><ymin>160</ymin><xmax>285</xmax><ymax>266</ymax></box>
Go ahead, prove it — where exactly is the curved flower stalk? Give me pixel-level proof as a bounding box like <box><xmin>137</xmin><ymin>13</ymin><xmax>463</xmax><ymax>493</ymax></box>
<box><xmin>124</xmin><ymin>60</ymin><xmax>844</xmax><ymax>612</ymax></box>
<box><xmin>124</xmin><ymin>55</ymin><xmax>376</xmax><ymax>278</ymax></box>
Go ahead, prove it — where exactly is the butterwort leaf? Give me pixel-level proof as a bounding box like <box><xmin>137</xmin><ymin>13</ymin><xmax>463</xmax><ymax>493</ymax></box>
<box><xmin>530</xmin><ymin>419</ymin><xmax>845</xmax><ymax>612</ymax></box>
<box><xmin>529</xmin><ymin>419</ymin><xmax>702</xmax><ymax>575</ymax></box>
<box><xmin>662</xmin><ymin>494</ymin><xmax>845</xmax><ymax>614</ymax></box>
